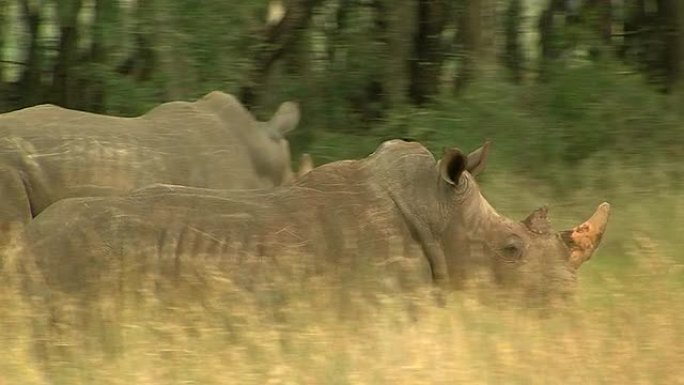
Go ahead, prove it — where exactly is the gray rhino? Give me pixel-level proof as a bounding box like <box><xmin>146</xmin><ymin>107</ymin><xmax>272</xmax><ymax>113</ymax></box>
<box><xmin>0</xmin><ymin>91</ymin><xmax>300</xmax><ymax>237</ymax></box>
<box><xmin>17</xmin><ymin>140</ymin><xmax>610</xmax><ymax>302</ymax></box>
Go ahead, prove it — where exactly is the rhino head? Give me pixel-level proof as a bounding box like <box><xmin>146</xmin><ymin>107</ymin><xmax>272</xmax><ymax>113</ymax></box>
<box><xmin>428</xmin><ymin>143</ymin><xmax>610</xmax><ymax>301</ymax></box>
<box><xmin>195</xmin><ymin>92</ymin><xmax>301</xmax><ymax>188</ymax></box>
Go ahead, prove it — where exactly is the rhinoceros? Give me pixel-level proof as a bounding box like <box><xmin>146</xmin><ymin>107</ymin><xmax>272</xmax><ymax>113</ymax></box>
<box><xmin>17</xmin><ymin>139</ymin><xmax>609</xmax><ymax>302</ymax></box>
<box><xmin>0</xmin><ymin>91</ymin><xmax>300</xmax><ymax>239</ymax></box>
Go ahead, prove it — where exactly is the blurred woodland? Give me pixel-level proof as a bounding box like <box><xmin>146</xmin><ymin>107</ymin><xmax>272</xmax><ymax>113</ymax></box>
<box><xmin>1</xmin><ymin>0</ymin><xmax>682</xmax><ymax>108</ymax></box>
<box><xmin>0</xmin><ymin>0</ymin><xmax>682</xmax><ymax>165</ymax></box>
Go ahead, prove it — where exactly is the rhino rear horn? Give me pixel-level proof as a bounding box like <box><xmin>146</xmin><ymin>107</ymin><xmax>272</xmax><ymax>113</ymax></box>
<box><xmin>561</xmin><ymin>202</ymin><xmax>611</xmax><ymax>269</ymax></box>
<box><xmin>523</xmin><ymin>206</ymin><xmax>552</xmax><ymax>234</ymax></box>
<box><xmin>269</xmin><ymin>101</ymin><xmax>300</xmax><ymax>138</ymax></box>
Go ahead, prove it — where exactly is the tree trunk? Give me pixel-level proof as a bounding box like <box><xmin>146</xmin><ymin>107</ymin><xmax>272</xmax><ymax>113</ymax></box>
<box><xmin>479</xmin><ymin>0</ymin><xmax>498</xmax><ymax>60</ymax></box>
<box><xmin>537</xmin><ymin>0</ymin><xmax>565</xmax><ymax>81</ymax></box>
<box><xmin>578</xmin><ymin>0</ymin><xmax>612</xmax><ymax>60</ymax></box>
<box><xmin>0</xmin><ymin>0</ymin><xmax>7</xmax><ymax>109</ymax></box>
<box><xmin>621</xmin><ymin>0</ymin><xmax>647</xmax><ymax>60</ymax></box>
<box><xmin>657</xmin><ymin>0</ymin><xmax>679</xmax><ymax>92</ymax></box>
<box><xmin>116</xmin><ymin>0</ymin><xmax>157</xmax><ymax>83</ymax></box>
<box><xmin>453</xmin><ymin>0</ymin><xmax>481</xmax><ymax>94</ymax></box>
<box><xmin>383</xmin><ymin>0</ymin><xmax>416</xmax><ymax>107</ymax></box>
<box><xmin>240</xmin><ymin>0</ymin><xmax>321</xmax><ymax>109</ymax></box>
<box><xmin>324</xmin><ymin>0</ymin><xmax>351</xmax><ymax>65</ymax></box>
<box><xmin>0</xmin><ymin>0</ymin><xmax>7</xmax><ymax>85</ymax></box>
<box><xmin>82</xmin><ymin>0</ymin><xmax>118</xmax><ymax>112</ymax></box>
<box><xmin>18</xmin><ymin>0</ymin><xmax>44</xmax><ymax>107</ymax></box>
<box><xmin>281</xmin><ymin>20</ymin><xmax>310</xmax><ymax>79</ymax></box>
<box><xmin>408</xmin><ymin>0</ymin><xmax>450</xmax><ymax>105</ymax></box>
<box><xmin>350</xmin><ymin>0</ymin><xmax>392</xmax><ymax>120</ymax></box>
<box><xmin>597</xmin><ymin>0</ymin><xmax>612</xmax><ymax>43</ymax></box>
<box><xmin>502</xmin><ymin>0</ymin><xmax>523</xmax><ymax>83</ymax></box>
<box><xmin>678</xmin><ymin>0</ymin><xmax>684</xmax><ymax>93</ymax></box>
<box><xmin>50</xmin><ymin>0</ymin><xmax>83</xmax><ymax>108</ymax></box>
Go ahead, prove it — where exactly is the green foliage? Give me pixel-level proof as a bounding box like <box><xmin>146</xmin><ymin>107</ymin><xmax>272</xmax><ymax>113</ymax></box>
<box><xmin>300</xmin><ymin>60</ymin><xmax>682</xmax><ymax>191</ymax></box>
<box><xmin>0</xmin><ymin>0</ymin><xmax>681</xmax><ymax>186</ymax></box>
<box><xmin>103</xmin><ymin>75</ymin><xmax>163</xmax><ymax>116</ymax></box>
<box><xmin>169</xmin><ymin>0</ymin><xmax>266</xmax><ymax>91</ymax></box>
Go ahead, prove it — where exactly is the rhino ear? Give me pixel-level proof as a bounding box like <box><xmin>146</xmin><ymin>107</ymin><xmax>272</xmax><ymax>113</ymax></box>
<box><xmin>439</xmin><ymin>148</ymin><xmax>468</xmax><ymax>186</ymax></box>
<box><xmin>297</xmin><ymin>153</ymin><xmax>314</xmax><ymax>178</ymax></box>
<box><xmin>269</xmin><ymin>101</ymin><xmax>300</xmax><ymax>137</ymax></box>
<box><xmin>466</xmin><ymin>141</ymin><xmax>491</xmax><ymax>177</ymax></box>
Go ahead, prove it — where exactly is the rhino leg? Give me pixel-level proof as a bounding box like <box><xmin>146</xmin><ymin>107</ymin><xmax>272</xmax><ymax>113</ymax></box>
<box><xmin>0</xmin><ymin>167</ymin><xmax>33</xmax><ymax>249</ymax></box>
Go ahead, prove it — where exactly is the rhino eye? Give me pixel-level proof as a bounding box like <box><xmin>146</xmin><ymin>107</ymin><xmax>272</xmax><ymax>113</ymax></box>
<box><xmin>498</xmin><ymin>238</ymin><xmax>523</xmax><ymax>263</ymax></box>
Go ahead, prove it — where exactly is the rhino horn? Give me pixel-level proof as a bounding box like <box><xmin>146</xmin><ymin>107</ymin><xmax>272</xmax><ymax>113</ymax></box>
<box><xmin>268</xmin><ymin>101</ymin><xmax>300</xmax><ymax>138</ymax></box>
<box><xmin>561</xmin><ymin>202</ymin><xmax>611</xmax><ymax>269</ymax></box>
<box><xmin>523</xmin><ymin>206</ymin><xmax>552</xmax><ymax>234</ymax></box>
<box><xmin>297</xmin><ymin>153</ymin><xmax>314</xmax><ymax>178</ymax></box>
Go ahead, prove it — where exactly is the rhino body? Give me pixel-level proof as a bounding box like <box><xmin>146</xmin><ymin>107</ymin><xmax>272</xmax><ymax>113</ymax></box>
<box><xmin>19</xmin><ymin>140</ymin><xmax>609</xmax><ymax>302</ymax></box>
<box><xmin>0</xmin><ymin>91</ymin><xmax>300</xmax><ymax>233</ymax></box>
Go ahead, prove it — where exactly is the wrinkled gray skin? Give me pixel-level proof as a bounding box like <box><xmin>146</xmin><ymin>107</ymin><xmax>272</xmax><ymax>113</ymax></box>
<box><xmin>0</xmin><ymin>91</ymin><xmax>300</xmax><ymax>232</ymax></box>
<box><xmin>18</xmin><ymin>140</ymin><xmax>608</xmax><ymax>303</ymax></box>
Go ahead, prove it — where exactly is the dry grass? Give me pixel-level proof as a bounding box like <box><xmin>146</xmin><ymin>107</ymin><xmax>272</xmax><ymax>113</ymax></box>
<box><xmin>1</xmin><ymin>159</ymin><xmax>683</xmax><ymax>385</ymax></box>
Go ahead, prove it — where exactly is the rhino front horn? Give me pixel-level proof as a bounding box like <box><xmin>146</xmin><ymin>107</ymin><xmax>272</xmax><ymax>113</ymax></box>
<box><xmin>561</xmin><ymin>202</ymin><xmax>611</xmax><ymax>269</ymax></box>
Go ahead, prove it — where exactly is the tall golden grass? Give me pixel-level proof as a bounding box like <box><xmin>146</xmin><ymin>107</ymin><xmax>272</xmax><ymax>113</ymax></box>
<box><xmin>1</xmin><ymin>158</ymin><xmax>682</xmax><ymax>385</ymax></box>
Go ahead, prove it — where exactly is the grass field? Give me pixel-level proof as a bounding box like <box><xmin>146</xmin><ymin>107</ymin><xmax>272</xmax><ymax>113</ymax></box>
<box><xmin>1</xmin><ymin>153</ymin><xmax>682</xmax><ymax>385</ymax></box>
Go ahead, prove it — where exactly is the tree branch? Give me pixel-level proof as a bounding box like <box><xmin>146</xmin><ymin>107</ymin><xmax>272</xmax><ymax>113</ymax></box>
<box><xmin>240</xmin><ymin>0</ymin><xmax>322</xmax><ymax>109</ymax></box>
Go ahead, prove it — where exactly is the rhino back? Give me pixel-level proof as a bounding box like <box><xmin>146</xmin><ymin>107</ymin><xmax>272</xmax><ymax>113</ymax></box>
<box><xmin>22</xmin><ymin>153</ymin><xmax>436</xmax><ymax>295</ymax></box>
<box><xmin>0</xmin><ymin>102</ymin><xmax>264</xmax><ymax>213</ymax></box>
